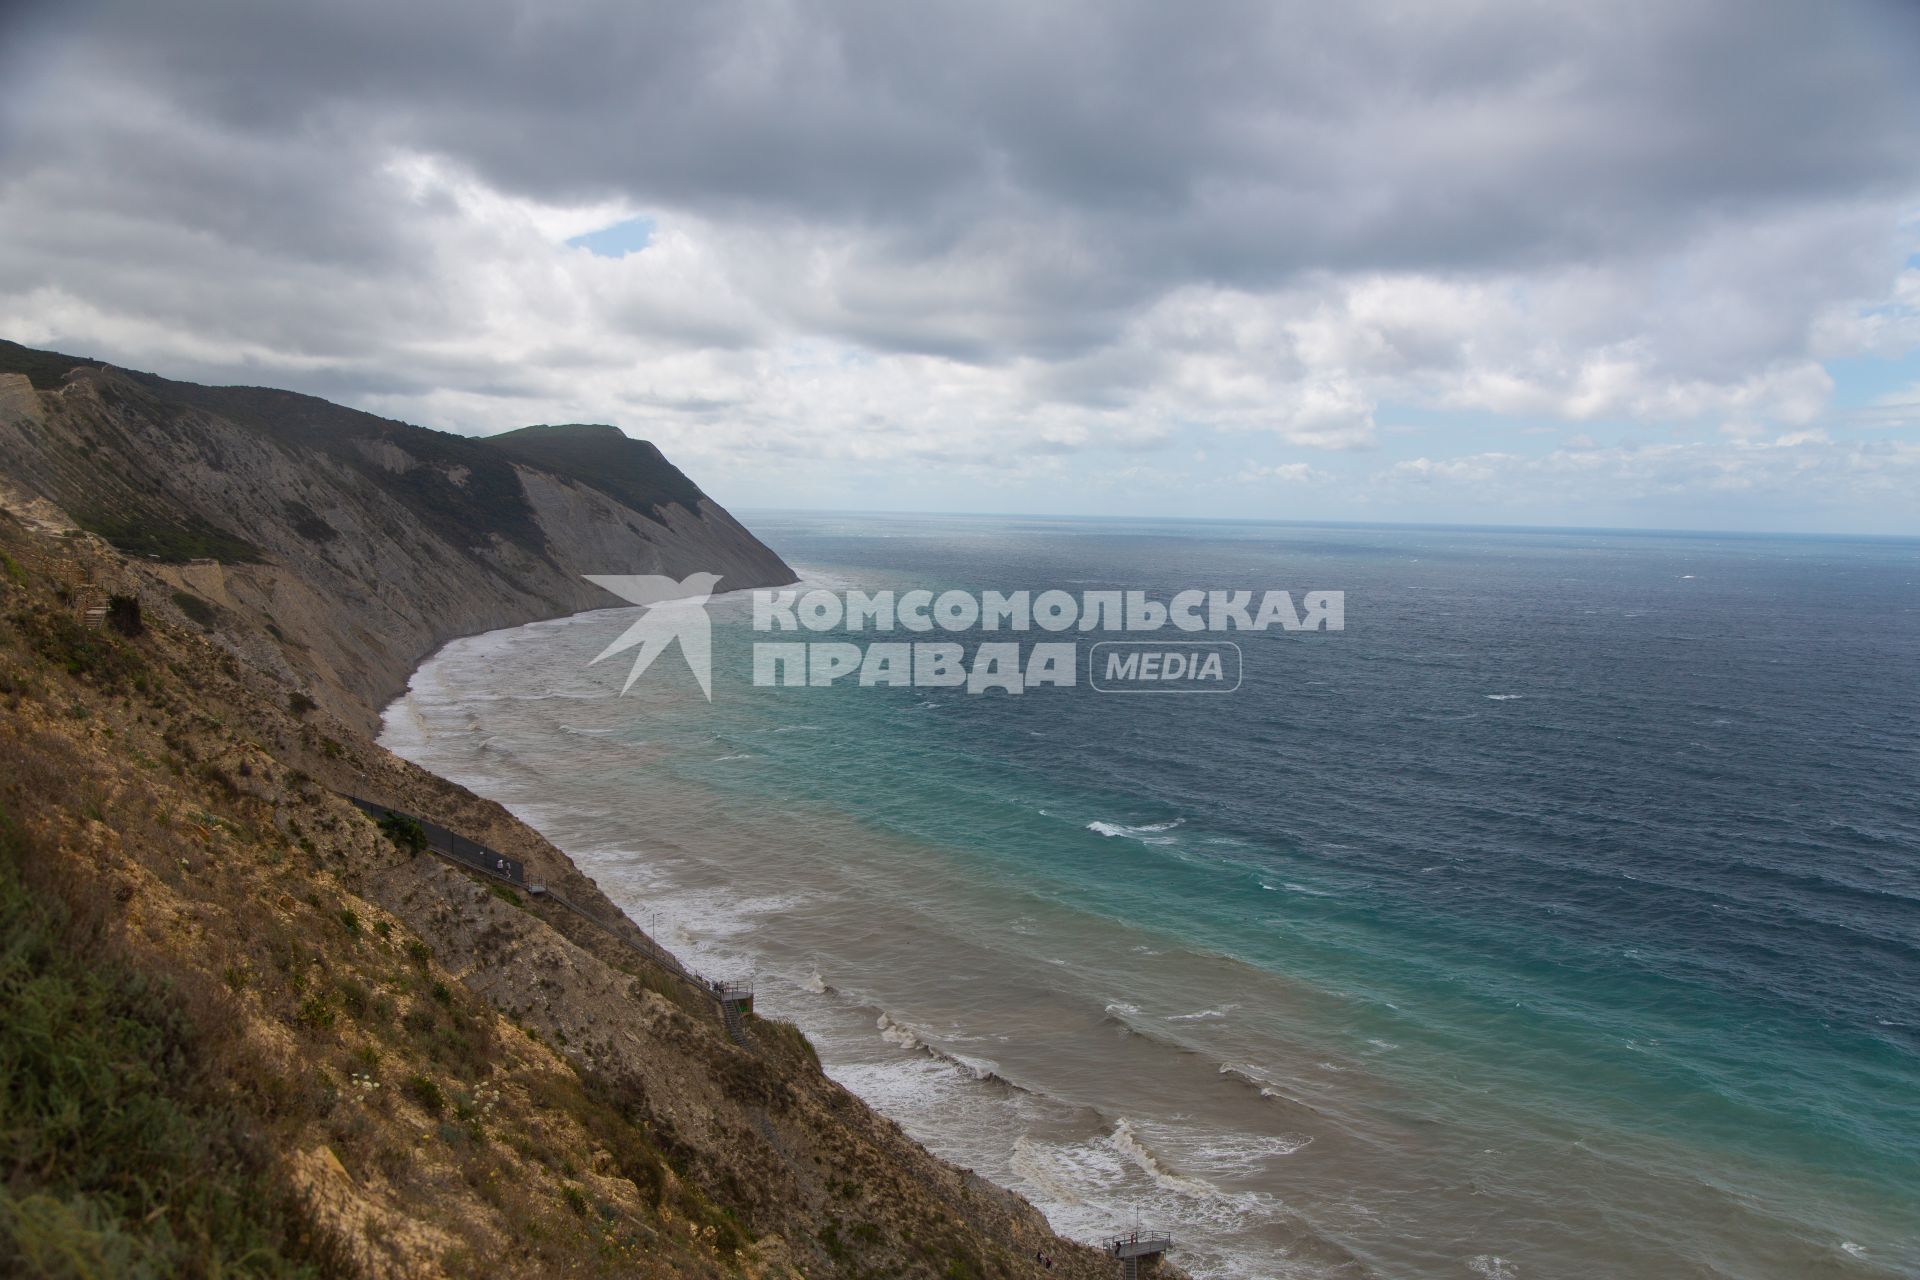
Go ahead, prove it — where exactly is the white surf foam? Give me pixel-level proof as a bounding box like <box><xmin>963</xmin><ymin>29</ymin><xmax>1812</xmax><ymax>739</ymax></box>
<box><xmin>877</xmin><ymin>1010</ymin><xmax>925</xmax><ymax>1052</ymax></box>
<box><xmin>1187</xmin><ymin>1131</ymin><xmax>1314</xmax><ymax>1176</ymax></box>
<box><xmin>1087</xmin><ymin>818</ymin><xmax>1185</xmax><ymax>844</ymax></box>
<box><xmin>1111</xmin><ymin>1118</ymin><xmax>1219</xmax><ymax>1197</ymax></box>
<box><xmin>1010</xmin><ymin>1135</ymin><xmax>1087</xmax><ymax>1206</ymax></box>
<box><xmin>1168</xmin><ymin>1005</ymin><xmax>1234</xmax><ymax>1022</ymax></box>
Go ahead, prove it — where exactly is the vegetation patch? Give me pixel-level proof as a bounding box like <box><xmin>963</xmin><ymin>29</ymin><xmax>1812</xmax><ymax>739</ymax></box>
<box><xmin>753</xmin><ymin>1014</ymin><xmax>822</xmax><ymax>1071</ymax></box>
<box><xmin>171</xmin><ymin>589</ymin><xmax>219</xmax><ymax>628</ymax></box>
<box><xmin>105</xmin><ymin>593</ymin><xmax>143</xmax><ymax>637</ymax></box>
<box><xmin>403</xmin><ymin>1074</ymin><xmax>445</xmax><ymax>1117</ymax></box>
<box><xmin>16</xmin><ymin>609</ymin><xmax>145</xmax><ymax>690</ymax></box>
<box><xmin>376</xmin><ymin>812</ymin><xmax>426</xmax><ymax>856</ymax></box>
<box><xmin>81</xmin><ymin>512</ymin><xmax>260</xmax><ymax>565</ymax></box>
<box><xmin>282</xmin><ymin>501</ymin><xmax>339</xmax><ymax>544</ymax></box>
<box><xmin>0</xmin><ymin>338</ymin><xmax>104</xmax><ymax>390</ymax></box>
<box><xmin>481</xmin><ymin>424</ymin><xmax>706</xmax><ymax>524</ymax></box>
<box><xmin>0</xmin><ymin>806</ymin><xmax>339</xmax><ymax>1278</ymax></box>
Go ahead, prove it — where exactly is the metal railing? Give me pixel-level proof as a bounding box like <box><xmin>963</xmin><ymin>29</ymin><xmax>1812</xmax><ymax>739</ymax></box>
<box><xmin>346</xmin><ymin>796</ymin><xmax>527</xmax><ymax>886</ymax></box>
<box><xmin>1103</xmin><ymin>1233</ymin><xmax>1172</xmax><ymax>1259</ymax></box>
<box><xmin>345</xmin><ymin>793</ymin><xmax>756</xmax><ymax>1039</ymax></box>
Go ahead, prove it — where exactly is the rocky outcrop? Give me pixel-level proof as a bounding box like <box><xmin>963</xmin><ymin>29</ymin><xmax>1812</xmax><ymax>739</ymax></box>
<box><xmin>0</xmin><ymin>344</ymin><xmax>796</xmax><ymax>734</ymax></box>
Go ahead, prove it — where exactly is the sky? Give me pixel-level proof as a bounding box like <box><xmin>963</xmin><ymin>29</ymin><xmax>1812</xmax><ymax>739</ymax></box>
<box><xmin>2</xmin><ymin>1</ymin><xmax>1919</xmax><ymax>534</ymax></box>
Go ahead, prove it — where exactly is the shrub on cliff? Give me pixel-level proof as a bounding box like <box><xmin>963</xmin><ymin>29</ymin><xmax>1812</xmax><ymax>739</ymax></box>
<box><xmin>106</xmin><ymin>593</ymin><xmax>143</xmax><ymax>637</ymax></box>
<box><xmin>376</xmin><ymin>812</ymin><xmax>427</xmax><ymax>856</ymax></box>
<box><xmin>15</xmin><ymin>608</ymin><xmax>144</xmax><ymax>690</ymax></box>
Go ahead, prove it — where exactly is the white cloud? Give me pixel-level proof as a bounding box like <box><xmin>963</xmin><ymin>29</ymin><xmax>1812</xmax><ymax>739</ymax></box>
<box><xmin>1236</xmin><ymin>462</ymin><xmax>1329</xmax><ymax>483</ymax></box>
<box><xmin>2</xmin><ymin>0</ymin><xmax>1918</xmax><ymax>526</ymax></box>
<box><xmin>1372</xmin><ymin>434</ymin><xmax>1920</xmax><ymax>524</ymax></box>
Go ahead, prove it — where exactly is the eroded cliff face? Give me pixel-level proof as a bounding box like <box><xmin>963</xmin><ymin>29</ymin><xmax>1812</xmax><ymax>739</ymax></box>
<box><xmin>0</xmin><ymin>350</ymin><xmax>796</xmax><ymax>734</ymax></box>
<box><xmin>0</xmin><ymin>353</ymin><xmax>1170</xmax><ymax>1278</ymax></box>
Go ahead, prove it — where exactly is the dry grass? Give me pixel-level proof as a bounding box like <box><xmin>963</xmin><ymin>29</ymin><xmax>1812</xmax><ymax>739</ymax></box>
<box><xmin>0</xmin><ymin>512</ymin><xmax>1119</xmax><ymax>1280</ymax></box>
<box><xmin>0</xmin><ymin>530</ymin><xmax>757</xmax><ymax>1278</ymax></box>
<box><xmin>0</xmin><ymin>799</ymin><xmax>352</xmax><ymax>1278</ymax></box>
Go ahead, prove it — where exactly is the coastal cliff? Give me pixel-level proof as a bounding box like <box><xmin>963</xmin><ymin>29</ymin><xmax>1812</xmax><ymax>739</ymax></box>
<box><xmin>0</xmin><ymin>340</ymin><xmax>797</xmax><ymax>735</ymax></box>
<box><xmin>0</xmin><ymin>347</ymin><xmax>1158</xmax><ymax>1280</ymax></box>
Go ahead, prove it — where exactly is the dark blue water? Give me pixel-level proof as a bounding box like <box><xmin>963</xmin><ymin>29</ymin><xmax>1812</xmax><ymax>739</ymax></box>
<box><xmin>391</xmin><ymin>514</ymin><xmax>1920</xmax><ymax>1278</ymax></box>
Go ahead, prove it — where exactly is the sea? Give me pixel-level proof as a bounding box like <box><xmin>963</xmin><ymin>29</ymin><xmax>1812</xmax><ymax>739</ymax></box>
<box><xmin>380</xmin><ymin>513</ymin><xmax>1920</xmax><ymax>1280</ymax></box>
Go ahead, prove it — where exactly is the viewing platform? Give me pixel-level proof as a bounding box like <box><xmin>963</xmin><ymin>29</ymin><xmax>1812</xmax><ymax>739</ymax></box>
<box><xmin>1103</xmin><ymin>1233</ymin><xmax>1172</xmax><ymax>1278</ymax></box>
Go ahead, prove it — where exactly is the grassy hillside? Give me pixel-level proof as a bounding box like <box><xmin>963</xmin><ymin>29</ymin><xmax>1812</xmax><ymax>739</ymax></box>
<box><xmin>480</xmin><ymin>424</ymin><xmax>709</xmax><ymax>523</ymax></box>
<box><xmin>0</xmin><ymin>805</ymin><xmax>343</xmax><ymax>1278</ymax></box>
<box><xmin>0</xmin><ymin>514</ymin><xmax>1134</xmax><ymax>1279</ymax></box>
<box><xmin>119</xmin><ymin>378</ymin><xmax>552</xmax><ymax>558</ymax></box>
<box><xmin>0</xmin><ymin>527</ymin><xmax>768</xmax><ymax>1278</ymax></box>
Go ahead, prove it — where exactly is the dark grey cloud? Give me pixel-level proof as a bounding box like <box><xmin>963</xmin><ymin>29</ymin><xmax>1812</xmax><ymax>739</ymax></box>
<box><xmin>13</xmin><ymin>2</ymin><xmax>1918</xmax><ymax>313</ymax></box>
<box><xmin>0</xmin><ymin>0</ymin><xmax>1916</xmax><ymax>495</ymax></box>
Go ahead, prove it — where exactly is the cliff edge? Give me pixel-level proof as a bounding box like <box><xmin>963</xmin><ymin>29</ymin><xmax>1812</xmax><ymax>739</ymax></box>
<box><xmin>0</xmin><ymin>341</ymin><xmax>797</xmax><ymax>735</ymax></box>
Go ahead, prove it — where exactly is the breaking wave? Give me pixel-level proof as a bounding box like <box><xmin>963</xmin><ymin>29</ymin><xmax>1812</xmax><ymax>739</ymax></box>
<box><xmin>1087</xmin><ymin>818</ymin><xmax>1186</xmax><ymax>843</ymax></box>
<box><xmin>876</xmin><ymin>1010</ymin><xmax>925</xmax><ymax>1051</ymax></box>
<box><xmin>1111</xmin><ymin>1118</ymin><xmax>1218</xmax><ymax>1197</ymax></box>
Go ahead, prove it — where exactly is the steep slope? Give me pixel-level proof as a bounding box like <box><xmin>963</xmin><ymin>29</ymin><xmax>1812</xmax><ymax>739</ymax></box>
<box><xmin>479</xmin><ymin>423</ymin><xmax>709</xmax><ymax>519</ymax></box>
<box><xmin>0</xmin><ymin>341</ymin><xmax>796</xmax><ymax>735</ymax></box>
<box><xmin>0</xmin><ymin>482</ymin><xmax>1158</xmax><ymax>1274</ymax></box>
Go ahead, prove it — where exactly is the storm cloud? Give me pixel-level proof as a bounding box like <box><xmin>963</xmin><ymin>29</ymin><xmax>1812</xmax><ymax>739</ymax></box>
<box><xmin>3</xmin><ymin>0</ymin><xmax>1917</xmax><ymax>526</ymax></box>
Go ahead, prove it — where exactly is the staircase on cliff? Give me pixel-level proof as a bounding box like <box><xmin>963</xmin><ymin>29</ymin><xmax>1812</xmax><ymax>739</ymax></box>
<box><xmin>1104</xmin><ymin>1233</ymin><xmax>1173</xmax><ymax>1279</ymax></box>
<box><xmin>713</xmin><ymin>980</ymin><xmax>754</xmax><ymax>1046</ymax></box>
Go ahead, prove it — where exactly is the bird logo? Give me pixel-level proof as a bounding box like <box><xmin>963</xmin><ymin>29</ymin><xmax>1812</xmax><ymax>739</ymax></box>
<box><xmin>582</xmin><ymin>572</ymin><xmax>723</xmax><ymax>699</ymax></box>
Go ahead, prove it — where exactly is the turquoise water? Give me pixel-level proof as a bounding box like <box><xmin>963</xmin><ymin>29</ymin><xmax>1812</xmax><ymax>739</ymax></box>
<box><xmin>386</xmin><ymin>515</ymin><xmax>1920</xmax><ymax>1279</ymax></box>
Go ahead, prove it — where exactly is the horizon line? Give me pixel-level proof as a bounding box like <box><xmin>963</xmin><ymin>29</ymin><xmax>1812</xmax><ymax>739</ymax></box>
<box><xmin>730</xmin><ymin>506</ymin><xmax>1920</xmax><ymax>544</ymax></box>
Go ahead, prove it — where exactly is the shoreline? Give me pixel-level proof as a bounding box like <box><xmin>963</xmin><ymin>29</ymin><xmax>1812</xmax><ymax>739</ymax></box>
<box><xmin>375</xmin><ymin>605</ymin><xmax>1362</xmax><ymax>1280</ymax></box>
<box><xmin>379</xmin><ymin>548</ymin><xmax>1920</xmax><ymax>1280</ymax></box>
